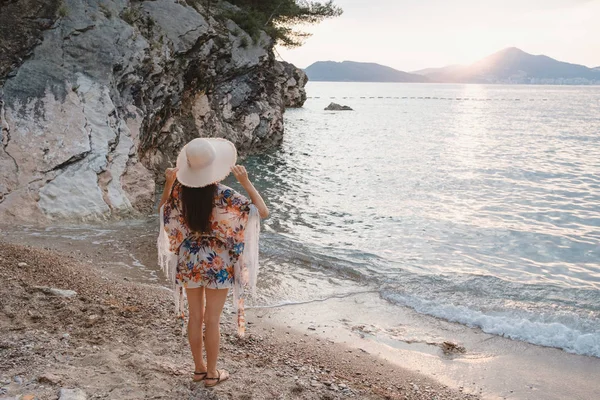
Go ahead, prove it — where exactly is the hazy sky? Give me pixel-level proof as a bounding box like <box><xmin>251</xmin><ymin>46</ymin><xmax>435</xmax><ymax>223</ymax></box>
<box><xmin>276</xmin><ymin>0</ymin><xmax>600</xmax><ymax>71</ymax></box>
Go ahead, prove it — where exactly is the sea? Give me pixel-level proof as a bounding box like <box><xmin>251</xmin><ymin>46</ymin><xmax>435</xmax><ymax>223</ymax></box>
<box><xmin>242</xmin><ymin>82</ymin><xmax>600</xmax><ymax>358</ymax></box>
<box><xmin>5</xmin><ymin>82</ymin><xmax>599</xmax><ymax>361</ymax></box>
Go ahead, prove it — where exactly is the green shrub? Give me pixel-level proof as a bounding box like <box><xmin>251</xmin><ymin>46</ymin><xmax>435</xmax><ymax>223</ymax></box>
<box><xmin>99</xmin><ymin>3</ymin><xmax>112</xmax><ymax>18</ymax></box>
<box><xmin>121</xmin><ymin>7</ymin><xmax>139</xmax><ymax>25</ymax></box>
<box><xmin>58</xmin><ymin>1</ymin><xmax>68</xmax><ymax>17</ymax></box>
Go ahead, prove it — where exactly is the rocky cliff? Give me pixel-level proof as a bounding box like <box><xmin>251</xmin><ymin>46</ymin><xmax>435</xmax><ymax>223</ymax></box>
<box><xmin>0</xmin><ymin>0</ymin><xmax>307</xmax><ymax>222</ymax></box>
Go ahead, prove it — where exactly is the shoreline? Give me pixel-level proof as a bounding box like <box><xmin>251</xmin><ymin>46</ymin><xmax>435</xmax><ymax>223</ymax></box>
<box><xmin>2</xmin><ymin>224</ymin><xmax>600</xmax><ymax>399</ymax></box>
<box><xmin>249</xmin><ymin>292</ymin><xmax>600</xmax><ymax>400</ymax></box>
<box><xmin>0</xmin><ymin>242</ymin><xmax>477</xmax><ymax>400</ymax></box>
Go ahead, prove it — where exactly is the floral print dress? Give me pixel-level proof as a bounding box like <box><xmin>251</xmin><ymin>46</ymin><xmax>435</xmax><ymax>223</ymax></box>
<box><xmin>163</xmin><ymin>181</ymin><xmax>251</xmax><ymax>290</ymax></box>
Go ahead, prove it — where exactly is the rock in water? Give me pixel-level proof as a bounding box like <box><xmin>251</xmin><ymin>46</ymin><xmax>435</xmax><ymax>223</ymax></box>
<box><xmin>59</xmin><ymin>388</ymin><xmax>87</xmax><ymax>400</ymax></box>
<box><xmin>324</xmin><ymin>103</ymin><xmax>353</xmax><ymax>111</ymax></box>
<box><xmin>0</xmin><ymin>0</ymin><xmax>307</xmax><ymax>223</ymax></box>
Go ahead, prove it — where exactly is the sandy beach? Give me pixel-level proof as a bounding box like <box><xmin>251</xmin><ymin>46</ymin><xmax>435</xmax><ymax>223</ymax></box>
<box><xmin>0</xmin><ymin>242</ymin><xmax>479</xmax><ymax>400</ymax></box>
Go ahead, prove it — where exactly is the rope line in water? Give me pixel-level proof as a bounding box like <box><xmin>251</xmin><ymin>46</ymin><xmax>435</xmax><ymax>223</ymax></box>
<box><xmin>307</xmin><ymin>97</ymin><xmax>549</xmax><ymax>101</ymax></box>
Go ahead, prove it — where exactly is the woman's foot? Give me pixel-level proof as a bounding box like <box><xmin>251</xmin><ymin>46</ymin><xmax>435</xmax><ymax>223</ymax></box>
<box><xmin>193</xmin><ymin>370</ymin><xmax>207</xmax><ymax>382</ymax></box>
<box><xmin>204</xmin><ymin>369</ymin><xmax>229</xmax><ymax>387</ymax></box>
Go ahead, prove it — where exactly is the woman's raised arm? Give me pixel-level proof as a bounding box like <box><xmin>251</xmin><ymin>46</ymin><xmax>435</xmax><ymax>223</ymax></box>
<box><xmin>231</xmin><ymin>165</ymin><xmax>269</xmax><ymax>219</ymax></box>
<box><xmin>158</xmin><ymin>167</ymin><xmax>178</xmax><ymax>211</ymax></box>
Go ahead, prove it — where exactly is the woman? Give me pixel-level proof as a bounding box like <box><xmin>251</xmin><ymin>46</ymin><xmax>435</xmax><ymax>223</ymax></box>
<box><xmin>157</xmin><ymin>138</ymin><xmax>269</xmax><ymax>388</ymax></box>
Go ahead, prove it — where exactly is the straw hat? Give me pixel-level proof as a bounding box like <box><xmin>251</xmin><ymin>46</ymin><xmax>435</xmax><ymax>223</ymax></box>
<box><xmin>176</xmin><ymin>138</ymin><xmax>237</xmax><ymax>188</ymax></box>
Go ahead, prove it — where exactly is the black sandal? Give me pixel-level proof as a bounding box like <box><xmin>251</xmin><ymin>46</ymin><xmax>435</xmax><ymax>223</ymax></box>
<box><xmin>193</xmin><ymin>371</ymin><xmax>207</xmax><ymax>382</ymax></box>
<box><xmin>204</xmin><ymin>369</ymin><xmax>229</xmax><ymax>387</ymax></box>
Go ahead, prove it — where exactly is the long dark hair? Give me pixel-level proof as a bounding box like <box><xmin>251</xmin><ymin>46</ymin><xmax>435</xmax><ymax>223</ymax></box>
<box><xmin>181</xmin><ymin>183</ymin><xmax>217</xmax><ymax>233</ymax></box>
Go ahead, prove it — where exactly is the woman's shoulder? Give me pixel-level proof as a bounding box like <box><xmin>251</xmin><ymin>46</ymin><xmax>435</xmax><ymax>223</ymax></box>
<box><xmin>215</xmin><ymin>184</ymin><xmax>250</xmax><ymax>207</ymax></box>
<box><xmin>216</xmin><ymin>183</ymin><xmax>237</xmax><ymax>197</ymax></box>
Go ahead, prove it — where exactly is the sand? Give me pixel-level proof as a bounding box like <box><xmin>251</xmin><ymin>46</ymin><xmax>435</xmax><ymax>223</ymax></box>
<box><xmin>0</xmin><ymin>242</ymin><xmax>478</xmax><ymax>400</ymax></box>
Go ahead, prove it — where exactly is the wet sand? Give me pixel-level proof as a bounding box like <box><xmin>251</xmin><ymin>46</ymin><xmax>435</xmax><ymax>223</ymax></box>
<box><xmin>0</xmin><ymin>242</ymin><xmax>477</xmax><ymax>400</ymax></box>
<box><xmin>256</xmin><ymin>293</ymin><xmax>600</xmax><ymax>400</ymax></box>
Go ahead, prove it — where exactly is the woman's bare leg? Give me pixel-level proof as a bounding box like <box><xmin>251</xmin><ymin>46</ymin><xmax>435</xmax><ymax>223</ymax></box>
<box><xmin>185</xmin><ymin>287</ymin><xmax>206</xmax><ymax>378</ymax></box>
<box><xmin>204</xmin><ymin>288</ymin><xmax>229</xmax><ymax>383</ymax></box>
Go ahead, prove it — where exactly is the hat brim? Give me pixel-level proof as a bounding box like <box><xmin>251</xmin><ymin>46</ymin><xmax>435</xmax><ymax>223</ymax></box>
<box><xmin>176</xmin><ymin>138</ymin><xmax>237</xmax><ymax>188</ymax></box>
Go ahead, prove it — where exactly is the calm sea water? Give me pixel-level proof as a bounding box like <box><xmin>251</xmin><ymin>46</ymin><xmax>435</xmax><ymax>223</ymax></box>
<box><xmin>241</xmin><ymin>82</ymin><xmax>600</xmax><ymax>358</ymax></box>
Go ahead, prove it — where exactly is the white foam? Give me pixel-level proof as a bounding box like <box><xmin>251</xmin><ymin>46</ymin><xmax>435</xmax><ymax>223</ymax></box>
<box><xmin>384</xmin><ymin>292</ymin><xmax>600</xmax><ymax>358</ymax></box>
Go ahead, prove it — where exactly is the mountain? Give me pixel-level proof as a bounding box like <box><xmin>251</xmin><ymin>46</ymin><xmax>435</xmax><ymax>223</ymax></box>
<box><xmin>414</xmin><ymin>48</ymin><xmax>600</xmax><ymax>84</ymax></box>
<box><xmin>304</xmin><ymin>61</ymin><xmax>428</xmax><ymax>83</ymax></box>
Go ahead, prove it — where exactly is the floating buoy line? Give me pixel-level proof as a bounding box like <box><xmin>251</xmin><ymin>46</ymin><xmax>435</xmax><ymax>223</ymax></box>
<box><xmin>307</xmin><ymin>96</ymin><xmax>550</xmax><ymax>101</ymax></box>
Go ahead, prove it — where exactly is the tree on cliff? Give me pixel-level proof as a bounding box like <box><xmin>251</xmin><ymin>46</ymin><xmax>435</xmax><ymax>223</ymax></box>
<box><xmin>224</xmin><ymin>0</ymin><xmax>342</xmax><ymax>47</ymax></box>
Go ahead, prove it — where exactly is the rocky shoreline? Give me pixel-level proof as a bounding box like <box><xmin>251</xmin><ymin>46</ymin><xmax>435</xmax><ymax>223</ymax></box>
<box><xmin>0</xmin><ymin>242</ymin><xmax>478</xmax><ymax>400</ymax></box>
<box><xmin>0</xmin><ymin>0</ymin><xmax>307</xmax><ymax>223</ymax></box>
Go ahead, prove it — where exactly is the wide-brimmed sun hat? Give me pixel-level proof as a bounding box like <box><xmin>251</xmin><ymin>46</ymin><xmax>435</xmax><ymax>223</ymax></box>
<box><xmin>176</xmin><ymin>138</ymin><xmax>237</xmax><ymax>188</ymax></box>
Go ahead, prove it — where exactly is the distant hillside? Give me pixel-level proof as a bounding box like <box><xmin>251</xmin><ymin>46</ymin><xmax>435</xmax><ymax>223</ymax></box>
<box><xmin>304</xmin><ymin>61</ymin><xmax>428</xmax><ymax>83</ymax></box>
<box><xmin>415</xmin><ymin>48</ymin><xmax>600</xmax><ymax>84</ymax></box>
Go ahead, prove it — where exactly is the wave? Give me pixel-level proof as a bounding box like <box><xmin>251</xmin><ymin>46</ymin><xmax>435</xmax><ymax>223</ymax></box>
<box><xmin>261</xmin><ymin>231</ymin><xmax>600</xmax><ymax>358</ymax></box>
<box><xmin>382</xmin><ymin>291</ymin><xmax>600</xmax><ymax>358</ymax></box>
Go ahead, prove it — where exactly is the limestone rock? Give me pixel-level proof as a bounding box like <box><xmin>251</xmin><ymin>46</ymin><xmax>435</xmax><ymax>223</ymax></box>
<box><xmin>34</xmin><ymin>286</ymin><xmax>77</xmax><ymax>298</ymax></box>
<box><xmin>280</xmin><ymin>61</ymin><xmax>308</xmax><ymax>108</ymax></box>
<box><xmin>58</xmin><ymin>388</ymin><xmax>86</xmax><ymax>400</ymax></box>
<box><xmin>325</xmin><ymin>103</ymin><xmax>353</xmax><ymax>111</ymax></box>
<box><xmin>0</xmin><ymin>0</ymin><xmax>306</xmax><ymax>222</ymax></box>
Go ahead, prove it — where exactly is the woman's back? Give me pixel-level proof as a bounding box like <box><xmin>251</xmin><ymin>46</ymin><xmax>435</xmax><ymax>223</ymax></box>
<box><xmin>163</xmin><ymin>181</ymin><xmax>251</xmax><ymax>289</ymax></box>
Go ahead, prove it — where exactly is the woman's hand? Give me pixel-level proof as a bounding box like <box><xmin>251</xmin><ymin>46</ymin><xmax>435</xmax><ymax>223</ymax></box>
<box><xmin>232</xmin><ymin>165</ymin><xmax>269</xmax><ymax>219</ymax></box>
<box><xmin>159</xmin><ymin>167</ymin><xmax>178</xmax><ymax>211</ymax></box>
<box><xmin>231</xmin><ymin>165</ymin><xmax>250</xmax><ymax>187</ymax></box>
<box><xmin>165</xmin><ymin>167</ymin><xmax>178</xmax><ymax>186</ymax></box>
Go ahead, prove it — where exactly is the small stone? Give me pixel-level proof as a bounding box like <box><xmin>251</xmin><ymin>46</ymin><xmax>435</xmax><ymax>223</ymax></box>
<box><xmin>13</xmin><ymin>376</ymin><xmax>23</xmax><ymax>384</ymax></box>
<box><xmin>307</xmin><ymin>326</ymin><xmax>316</xmax><ymax>331</ymax></box>
<box><xmin>62</xmin><ymin>333</ymin><xmax>70</xmax><ymax>340</ymax></box>
<box><xmin>59</xmin><ymin>388</ymin><xmax>87</xmax><ymax>400</ymax></box>
<box><xmin>17</xmin><ymin>262</ymin><xmax>28</xmax><ymax>267</ymax></box>
<box><xmin>22</xmin><ymin>395</ymin><xmax>35</xmax><ymax>400</ymax></box>
<box><xmin>339</xmin><ymin>383</ymin><xmax>348</xmax><ymax>389</ymax></box>
<box><xmin>34</xmin><ymin>286</ymin><xmax>77</xmax><ymax>298</ymax></box>
<box><xmin>38</xmin><ymin>373</ymin><xmax>61</xmax><ymax>384</ymax></box>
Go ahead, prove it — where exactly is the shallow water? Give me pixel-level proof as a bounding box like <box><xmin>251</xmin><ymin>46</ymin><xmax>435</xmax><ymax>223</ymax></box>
<box><xmin>244</xmin><ymin>83</ymin><xmax>600</xmax><ymax>358</ymax></box>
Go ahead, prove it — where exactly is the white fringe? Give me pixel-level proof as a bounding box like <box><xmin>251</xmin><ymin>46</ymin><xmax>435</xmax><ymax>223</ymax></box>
<box><xmin>158</xmin><ymin>205</ymin><xmax>185</xmax><ymax>318</ymax></box>
<box><xmin>232</xmin><ymin>205</ymin><xmax>261</xmax><ymax>337</ymax></box>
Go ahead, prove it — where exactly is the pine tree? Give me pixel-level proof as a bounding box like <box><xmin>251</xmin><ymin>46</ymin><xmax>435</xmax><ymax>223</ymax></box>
<box><xmin>225</xmin><ymin>0</ymin><xmax>343</xmax><ymax>47</ymax></box>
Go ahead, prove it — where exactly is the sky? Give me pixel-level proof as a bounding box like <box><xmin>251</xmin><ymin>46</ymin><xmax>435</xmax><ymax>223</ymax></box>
<box><xmin>276</xmin><ymin>0</ymin><xmax>600</xmax><ymax>71</ymax></box>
